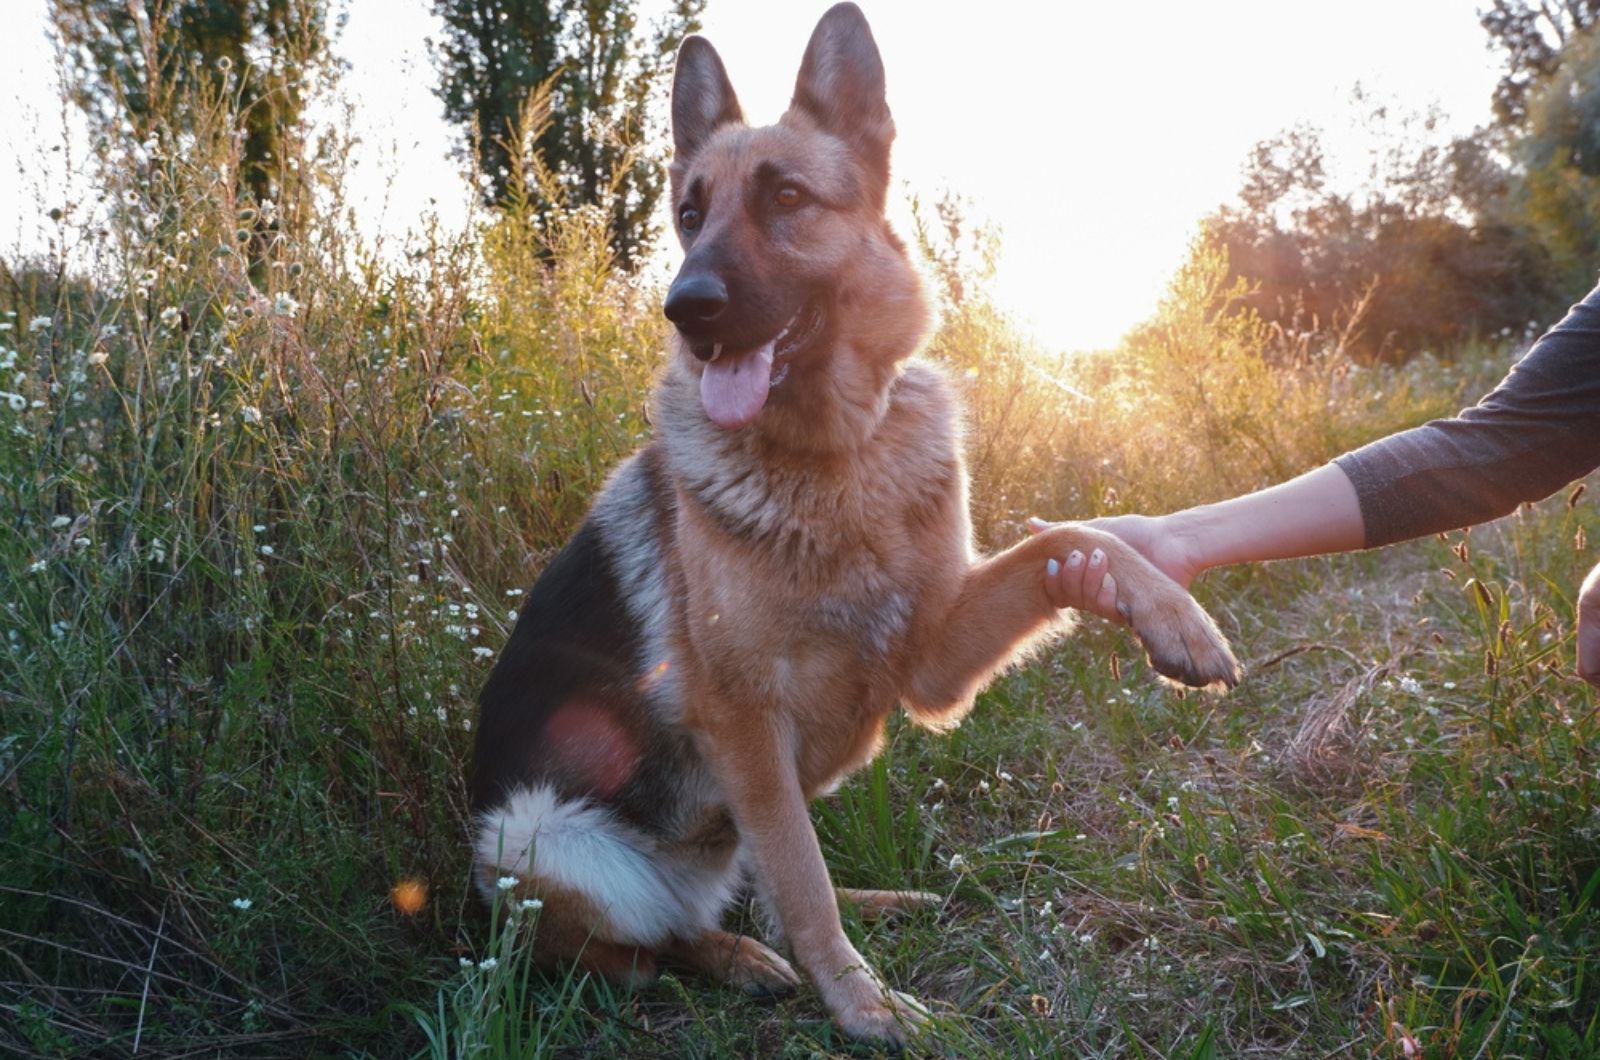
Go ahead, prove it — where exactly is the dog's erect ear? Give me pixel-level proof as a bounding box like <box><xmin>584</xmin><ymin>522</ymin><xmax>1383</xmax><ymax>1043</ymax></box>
<box><xmin>672</xmin><ymin>36</ymin><xmax>744</xmax><ymax>162</ymax></box>
<box><xmin>792</xmin><ymin>3</ymin><xmax>894</xmax><ymax>187</ymax></box>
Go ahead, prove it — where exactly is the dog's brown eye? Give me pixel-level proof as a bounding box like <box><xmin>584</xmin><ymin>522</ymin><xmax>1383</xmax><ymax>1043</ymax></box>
<box><xmin>679</xmin><ymin>205</ymin><xmax>702</xmax><ymax>231</ymax></box>
<box><xmin>774</xmin><ymin>185</ymin><xmax>804</xmax><ymax>208</ymax></box>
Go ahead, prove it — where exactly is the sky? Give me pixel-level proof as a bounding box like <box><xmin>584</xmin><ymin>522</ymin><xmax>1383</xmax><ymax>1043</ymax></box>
<box><xmin>2</xmin><ymin>0</ymin><xmax>1504</xmax><ymax>352</ymax></box>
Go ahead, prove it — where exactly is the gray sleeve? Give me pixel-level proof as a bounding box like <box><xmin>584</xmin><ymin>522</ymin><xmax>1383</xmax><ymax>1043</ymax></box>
<box><xmin>1333</xmin><ymin>279</ymin><xmax>1600</xmax><ymax>548</ymax></box>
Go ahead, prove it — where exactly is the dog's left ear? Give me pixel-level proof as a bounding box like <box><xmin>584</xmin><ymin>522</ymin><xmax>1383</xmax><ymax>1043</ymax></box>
<box><xmin>792</xmin><ymin>3</ymin><xmax>894</xmax><ymax>194</ymax></box>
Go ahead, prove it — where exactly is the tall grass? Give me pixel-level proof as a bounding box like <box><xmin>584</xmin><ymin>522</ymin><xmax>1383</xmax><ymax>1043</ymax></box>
<box><xmin>3</xmin><ymin>16</ymin><xmax>1594</xmax><ymax>1058</ymax></box>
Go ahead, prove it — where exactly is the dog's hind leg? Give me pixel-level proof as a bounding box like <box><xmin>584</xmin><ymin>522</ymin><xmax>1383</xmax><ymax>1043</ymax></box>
<box><xmin>474</xmin><ymin>783</ymin><xmax>688</xmax><ymax>988</ymax></box>
<box><xmin>835</xmin><ymin>887</ymin><xmax>943</xmax><ymax>922</ymax></box>
<box><xmin>519</xmin><ymin>886</ymin><xmax>659</xmax><ymax>988</ymax></box>
<box><xmin>663</xmin><ymin>928</ymin><xmax>800</xmax><ymax>995</ymax></box>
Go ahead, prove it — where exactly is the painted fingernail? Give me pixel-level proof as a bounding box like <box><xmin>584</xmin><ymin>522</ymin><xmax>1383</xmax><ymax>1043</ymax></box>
<box><xmin>1066</xmin><ymin>550</ymin><xmax>1084</xmax><ymax>570</ymax></box>
<box><xmin>1047</xmin><ymin>558</ymin><xmax>1060</xmax><ymax>577</ymax></box>
<box><xmin>1089</xmin><ymin>548</ymin><xmax>1105</xmax><ymax>567</ymax></box>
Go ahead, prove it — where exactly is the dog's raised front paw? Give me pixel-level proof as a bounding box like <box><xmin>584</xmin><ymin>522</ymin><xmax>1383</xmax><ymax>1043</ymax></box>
<box><xmin>1131</xmin><ymin>592</ymin><xmax>1242</xmax><ymax>691</ymax></box>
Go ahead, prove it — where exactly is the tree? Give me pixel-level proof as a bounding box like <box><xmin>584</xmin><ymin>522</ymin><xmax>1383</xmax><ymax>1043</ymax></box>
<box><xmin>1479</xmin><ymin>0</ymin><xmax>1600</xmax><ymax>129</ymax></box>
<box><xmin>51</xmin><ymin>0</ymin><xmax>334</xmax><ymax>207</ymax></box>
<box><xmin>1512</xmin><ymin>24</ymin><xmax>1600</xmax><ymax>291</ymax></box>
<box><xmin>430</xmin><ymin>0</ymin><xmax>703</xmax><ymax>269</ymax></box>
<box><xmin>1202</xmin><ymin>111</ymin><xmax>1559</xmax><ymax>362</ymax></box>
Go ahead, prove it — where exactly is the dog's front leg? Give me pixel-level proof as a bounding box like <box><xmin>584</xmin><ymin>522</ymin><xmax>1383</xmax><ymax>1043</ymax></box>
<box><xmin>904</xmin><ymin>526</ymin><xmax>1240</xmax><ymax>723</ymax></box>
<box><xmin>702</xmin><ymin>708</ymin><xmax>926</xmax><ymax>1044</ymax></box>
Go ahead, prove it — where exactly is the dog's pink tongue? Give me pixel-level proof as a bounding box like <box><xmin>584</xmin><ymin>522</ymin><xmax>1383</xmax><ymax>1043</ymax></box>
<box><xmin>700</xmin><ymin>343</ymin><xmax>774</xmax><ymax>430</ymax></box>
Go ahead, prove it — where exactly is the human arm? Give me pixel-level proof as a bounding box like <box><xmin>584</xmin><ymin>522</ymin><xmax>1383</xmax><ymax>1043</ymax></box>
<box><xmin>1041</xmin><ymin>280</ymin><xmax>1600</xmax><ymax>619</ymax></box>
<box><xmin>1035</xmin><ymin>461</ymin><xmax>1364</xmax><ymax>612</ymax></box>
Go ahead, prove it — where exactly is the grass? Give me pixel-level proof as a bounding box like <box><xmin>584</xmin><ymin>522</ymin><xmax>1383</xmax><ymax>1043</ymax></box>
<box><xmin>3</xmin><ymin>26</ymin><xmax>1599</xmax><ymax>1058</ymax></box>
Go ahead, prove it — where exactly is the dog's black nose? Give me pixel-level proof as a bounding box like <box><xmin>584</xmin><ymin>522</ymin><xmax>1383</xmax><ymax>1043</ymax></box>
<box><xmin>664</xmin><ymin>273</ymin><xmax>728</xmax><ymax>328</ymax></box>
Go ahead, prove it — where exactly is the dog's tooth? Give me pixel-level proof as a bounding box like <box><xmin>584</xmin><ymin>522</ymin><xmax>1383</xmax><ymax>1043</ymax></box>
<box><xmin>711</xmin><ymin>342</ymin><xmax>723</xmax><ymax>361</ymax></box>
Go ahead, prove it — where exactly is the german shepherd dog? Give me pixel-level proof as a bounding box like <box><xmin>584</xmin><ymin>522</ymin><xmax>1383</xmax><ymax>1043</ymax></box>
<box><xmin>470</xmin><ymin>3</ymin><xmax>1240</xmax><ymax>1043</ymax></box>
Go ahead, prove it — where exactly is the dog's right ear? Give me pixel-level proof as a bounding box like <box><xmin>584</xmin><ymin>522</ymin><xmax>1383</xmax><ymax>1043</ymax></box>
<box><xmin>672</xmin><ymin>37</ymin><xmax>744</xmax><ymax>162</ymax></box>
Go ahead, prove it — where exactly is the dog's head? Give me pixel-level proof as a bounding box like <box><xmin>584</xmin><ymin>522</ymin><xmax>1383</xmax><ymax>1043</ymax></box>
<box><xmin>665</xmin><ymin>2</ymin><xmax>928</xmax><ymax>433</ymax></box>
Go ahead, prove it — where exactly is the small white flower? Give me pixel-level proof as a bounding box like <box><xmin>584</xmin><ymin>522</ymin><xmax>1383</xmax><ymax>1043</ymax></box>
<box><xmin>27</xmin><ymin>316</ymin><xmax>52</xmax><ymax>333</ymax></box>
<box><xmin>495</xmin><ymin>875</ymin><xmax>518</xmax><ymax>891</ymax></box>
<box><xmin>51</xmin><ymin>515</ymin><xmax>70</xmax><ymax>528</ymax></box>
<box><xmin>159</xmin><ymin>306</ymin><xmax>181</xmax><ymax>328</ymax></box>
<box><xmin>507</xmin><ymin>610</ymin><xmax>518</xmax><ymax>622</ymax></box>
<box><xmin>477</xmin><ymin>957</ymin><xmax>498</xmax><ymax>971</ymax></box>
<box><xmin>231</xmin><ymin>897</ymin><xmax>253</xmax><ymax>910</ymax></box>
<box><xmin>1398</xmin><ymin>675</ymin><xmax>1423</xmax><ymax>696</ymax></box>
<box><xmin>519</xmin><ymin>898</ymin><xmax>543</xmax><ymax>912</ymax></box>
<box><xmin>472</xmin><ymin>646</ymin><xmax>494</xmax><ymax>659</ymax></box>
<box><xmin>273</xmin><ymin>293</ymin><xmax>300</xmax><ymax>317</ymax></box>
<box><xmin>459</xmin><ymin>956</ymin><xmax>473</xmax><ymax>968</ymax></box>
<box><xmin>2</xmin><ymin>392</ymin><xmax>25</xmax><ymax>412</ymax></box>
<box><xmin>948</xmin><ymin>853</ymin><xmax>966</xmax><ymax>871</ymax></box>
<box><xmin>240</xmin><ymin>405</ymin><xmax>261</xmax><ymax>424</ymax></box>
<box><xmin>259</xmin><ymin>544</ymin><xmax>274</xmax><ymax>556</ymax></box>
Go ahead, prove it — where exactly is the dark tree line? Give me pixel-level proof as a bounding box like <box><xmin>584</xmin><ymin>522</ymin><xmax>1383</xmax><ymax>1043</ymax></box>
<box><xmin>53</xmin><ymin>0</ymin><xmax>333</xmax><ymax>208</ymax></box>
<box><xmin>52</xmin><ymin>0</ymin><xmax>701</xmax><ymax>271</ymax></box>
<box><xmin>430</xmin><ymin>0</ymin><xmax>703</xmax><ymax>268</ymax></box>
<box><xmin>1205</xmin><ymin>2</ymin><xmax>1600</xmax><ymax>361</ymax></box>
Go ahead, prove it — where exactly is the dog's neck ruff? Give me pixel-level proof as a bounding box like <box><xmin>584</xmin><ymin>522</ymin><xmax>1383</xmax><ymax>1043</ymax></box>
<box><xmin>654</xmin><ymin>356</ymin><xmax>957</xmax><ymax>554</ymax></box>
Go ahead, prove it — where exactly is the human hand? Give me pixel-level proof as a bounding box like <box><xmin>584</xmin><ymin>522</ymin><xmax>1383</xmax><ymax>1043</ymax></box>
<box><xmin>1028</xmin><ymin>513</ymin><xmax>1201</xmax><ymax>623</ymax></box>
<box><xmin>1579</xmin><ymin>561</ymin><xmax>1600</xmax><ymax>690</ymax></box>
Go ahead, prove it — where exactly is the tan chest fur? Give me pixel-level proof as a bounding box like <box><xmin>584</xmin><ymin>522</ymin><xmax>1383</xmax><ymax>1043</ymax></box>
<box><xmin>657</xmin><ymin>358</ymin><xmax>968</xmax><ymax>794</ymax></box>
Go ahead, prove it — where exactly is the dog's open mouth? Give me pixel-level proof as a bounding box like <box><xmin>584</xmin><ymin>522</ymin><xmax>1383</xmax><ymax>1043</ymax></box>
<box><xmin>698</xmin><ymin>301</ymin><xmax>824</xmax><ymax>430</ymax></box>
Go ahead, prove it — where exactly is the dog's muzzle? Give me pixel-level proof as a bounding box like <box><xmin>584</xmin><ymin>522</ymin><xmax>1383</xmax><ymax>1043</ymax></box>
<box><xmin>664</xmin><ymin>273</ymin><xmax>729</xmax><ymax>359</ymax></box>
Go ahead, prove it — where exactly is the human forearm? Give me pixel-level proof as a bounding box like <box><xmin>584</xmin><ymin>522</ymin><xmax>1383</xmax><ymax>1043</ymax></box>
<box><xmin>1037</xmin><ymin>461</ymin><xmax>1364</xmax><ymax>615</ymax></box>
<box><xmin>1167</xmin><ymin>462</ymin><xmax>1366</xmax><ymax>576</ymax></box>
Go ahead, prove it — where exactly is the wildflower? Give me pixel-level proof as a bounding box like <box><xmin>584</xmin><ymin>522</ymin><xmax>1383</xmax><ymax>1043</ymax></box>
<box><xmin>259</xmin><ymin>544</ymin><xmax>275</xmax><ymax>556</ymax></box>
<box><xmin>231</xmin><ymin>897</ymin><xmax>253</xmax><ymax>910</ymax></box>
<box><xmin>507</xmin><ymin>610</ymin><xmax>518</xmax><ymax>622</ymax></box>
<box><xmin>518</xmin><ymin>898</ymin><xmax>543</xmax><ymax>912</ymax></box>
<box><xmin>948</xmin><ymin>853</ymin><xmax>966</xmax><ymax>871</ymax></box>
<box><xmin>240</xmin><ymin>405</ymin><xmax>261</xmax><ymax>424</ymax></box>
<box><xmin>473</xmin><ymin>646</ymin><xmax>494</xmax><ymax>659</ymax></box>
<box><xmin>495</xmin><ymin>875</ymin><xmax>518</xmax><ymax>891</ymax></box>
<box><xmin>459</xmin><ymin>957</ymin><xmax>473</xmax><ymax>968</ymax></box>
<box><xmin>159</xmin><ymin>306</ymin><xmax>181</xmax><ymax>328</ymax></box>
<box><xmin>3</xmin><ymin>392</ymin><xmax>25</xmax><ymax>412</ymax></box>
<box><xmin>273</xmin><ymin>293</ymin><xmax>300</xmax><ymax>317</ymax></box>
<box><xmin>27</xmin><ymin>316</ymin><xmax>51</xmax><ymax>333</ymax></box>
<box><xmin>1398</xmin><ymin>675</ymin><xmax>1423</xmax><ymax>696</ymax></box>
<box><xmin>51</xmin><ymin>515</ymin><xmax>70</xmax><ymax>529</ymax></box>
<box><xmin>477</xmin><ymin>957</ymin><xmax>498</xmax><ymax>971</ymax></box>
